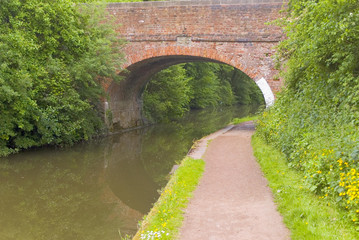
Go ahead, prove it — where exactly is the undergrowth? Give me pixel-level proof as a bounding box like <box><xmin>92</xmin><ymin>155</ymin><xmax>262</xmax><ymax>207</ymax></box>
<box><xmin>252</xmin><ymin>134</ymin><xmax>359</xmax><ymax>239</ymax></box>
<box><xmin>231</xmin><ymin>115</ymin><xmax>258</xmax><ymax>125</ymax></box>
<box><xmin>256</xmin><ymin>0</ymin><xmax>359</xmax><ymax>227</ymax></box>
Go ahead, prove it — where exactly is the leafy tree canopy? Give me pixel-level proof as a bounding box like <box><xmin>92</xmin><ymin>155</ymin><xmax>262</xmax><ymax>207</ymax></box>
<box><xmin>0</xmin><ymin>0</ymin><xmax>124</xmax><ymax>156</ymax></box>
<box><xmin>143</xmin><ymin>62</ymin><xmax>264</xmax><ymax>122</ymax></box>
<box><xmin>258</xmin><ymin>0</ymin><xmax>359</xmax><ymax>223</ymax></box>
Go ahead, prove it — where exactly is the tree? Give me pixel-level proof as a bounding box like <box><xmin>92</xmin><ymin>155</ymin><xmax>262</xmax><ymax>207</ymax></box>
<box><xmin>215</xmin><ymin>64</ymin><xmax>264</xmax><ymax>105</ymax></box>
<box><xmin>143</xmin><ymin>62</ymin><xmax>264</xmax><ymax>122</ymax></box>
<box><xmin>257</xmin><ymin>0</ymin><xmax>359</xmax><ymax>221</ymax></box>
<box><xmin>184</xmin><ymin>62</ymin><xmax>221</xmax><ymax>109</ymax></box>
<box><xmin>143</xmin><ymin>65</ymin><xmax>191</xmax><ymax>122</ymax></box>
<box><xmin>0</xmin><ymin>0</ymin><xmax>124</xmax><ymax>156</ymax></box>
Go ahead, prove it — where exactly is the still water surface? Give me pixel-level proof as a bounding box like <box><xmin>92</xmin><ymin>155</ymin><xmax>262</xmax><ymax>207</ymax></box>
<box><xmin>0</xmin><ymin>105</ymin><xmax>258</xmax><ymax>240</ymax></box>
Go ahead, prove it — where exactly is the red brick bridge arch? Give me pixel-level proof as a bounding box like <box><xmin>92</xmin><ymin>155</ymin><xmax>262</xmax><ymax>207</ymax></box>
<box><xmin>105</xmin><ymin>0</ymin><xmax>286</xmax><ymax>128</ymax></box>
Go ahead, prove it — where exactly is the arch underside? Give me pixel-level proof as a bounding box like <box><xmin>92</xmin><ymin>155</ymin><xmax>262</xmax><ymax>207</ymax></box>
<box><xmin>107</xmin><ymin>55</ymin><xmax>221</xmax><ymax>128</ymax></box>
<box><xmin>107</xmin><ymin>53</ymin><xmax>276</xmax><ymax>129</ymax></box>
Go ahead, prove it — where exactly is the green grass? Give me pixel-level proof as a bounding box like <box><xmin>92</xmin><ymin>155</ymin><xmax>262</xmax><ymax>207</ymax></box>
<box><xmin>132</xmin><ymin>157</ymin><xmax>205</xmax><ymax>240</ymax></box>
<box><xmin>252</xmin><ymin>134</ymin><xmax>359</xmax><ymax>239</ymax></box>
<box><xmin>231</xmin><ymin>115</ymin><xmax>258</xmax><ymax>125</ymax></box>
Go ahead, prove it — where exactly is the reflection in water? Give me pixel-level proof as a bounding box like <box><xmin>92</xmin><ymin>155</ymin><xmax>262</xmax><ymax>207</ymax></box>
<box><xmin>0</xmin><ymin>105</ymin><xmax>259</xmax><ymax>239</ymax></box>
<box><xmin>105</xmin><ymin>129</ymin><xmax>159</xmax><ymax>213</ymax></box>
<box><xmin>0</xmin><ymin>146</ymin><xmax>136</xmax><ymax>240</ymax></box>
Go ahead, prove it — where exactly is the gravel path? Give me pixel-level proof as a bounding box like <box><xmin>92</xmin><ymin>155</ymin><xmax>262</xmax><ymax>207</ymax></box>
<box><xmin>178</xmin><ymin>122</ymin><xmax>290</xmax><ymax>240</ymax></box>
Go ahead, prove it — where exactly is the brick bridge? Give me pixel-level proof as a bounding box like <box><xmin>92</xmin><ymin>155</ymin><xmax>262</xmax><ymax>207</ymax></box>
<box><xmin>105</xmin><ymin>0</ymin><xmax>286</xmax><ymax>129</ymax></box>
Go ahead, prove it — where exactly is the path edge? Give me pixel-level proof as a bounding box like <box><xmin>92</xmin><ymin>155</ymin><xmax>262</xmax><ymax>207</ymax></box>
<box><xmin>131</xmin><ymin>125</ymin><xmax>235</xmax><ymax>240</ymax></box>
<box><xmin>187</xmin><ymin>125</ymin><xmax>234</xmax><ymax>160</ymax></box>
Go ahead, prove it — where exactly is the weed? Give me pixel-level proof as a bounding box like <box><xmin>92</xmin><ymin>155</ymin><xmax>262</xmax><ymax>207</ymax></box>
<box><xmin>132</xmin><ymin>157</ymin><xmax>205</xmax><ymax>240</ymax></box>
<box><xmin>252</xmin><ymin>134</ymin><xmax>359</xmax><ymax>239</ymax></box>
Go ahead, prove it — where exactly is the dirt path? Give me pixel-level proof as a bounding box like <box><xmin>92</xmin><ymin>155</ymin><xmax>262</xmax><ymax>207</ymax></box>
<box><xmin>178</xmin><ymin>122</ymin><xmax>290</xmax><ymax>240</ymax></box>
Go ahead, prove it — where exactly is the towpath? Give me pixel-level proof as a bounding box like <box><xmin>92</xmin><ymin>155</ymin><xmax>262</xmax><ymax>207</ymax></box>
<box><xmin>178</xmin><ymin>122</ymin><xmax>290</xmax><ymax>240</ymax></box>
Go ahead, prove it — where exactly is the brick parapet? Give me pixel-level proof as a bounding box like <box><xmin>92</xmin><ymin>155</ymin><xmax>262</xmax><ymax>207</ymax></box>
<box><xmin>107</xmin><ymin>0</ymin><xmax>287</xmax><ymax>9</ymax></box>
<box><xmin>108</xmin><ymin>2</ymin><xmax>284</xmax><ymax>43</ymax></box>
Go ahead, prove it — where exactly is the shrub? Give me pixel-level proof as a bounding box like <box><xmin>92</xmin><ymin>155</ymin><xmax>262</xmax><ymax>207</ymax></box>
<box><xmin>257</xmin><ymin>0</ymin><xmax>359</xmax><ymax>225</ymax></box>
<box><xmin>0</xmin><ymin>0</ymin><xmax>124</xmax><ymax>156</ymax></box>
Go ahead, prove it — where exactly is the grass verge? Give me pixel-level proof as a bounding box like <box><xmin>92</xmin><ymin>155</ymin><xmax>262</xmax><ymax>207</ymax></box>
<box><xmin>132</xmin><ymin>157</ymin><xmax>205</xmax><ymax>240</ymax></box>
<box><xmin>231</xmin><ymin>115</ymin><xmax>258</xmax><ymax>125</ymax></box>
<box><xmin>252</xmin><ymin>134</ymin><xmax>359</xmax><ymax>239</ymax></box>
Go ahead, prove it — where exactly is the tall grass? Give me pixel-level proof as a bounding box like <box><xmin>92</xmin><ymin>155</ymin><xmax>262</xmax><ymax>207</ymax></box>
<box><xmin>132</xmin><ymin>157</ymin><xmax>205</xmax><ymax>240</ymax></box>
<box><xmin>252</xmin><ymin>134</ymin><xmax>359</xmax><ymax>239</ymax></box>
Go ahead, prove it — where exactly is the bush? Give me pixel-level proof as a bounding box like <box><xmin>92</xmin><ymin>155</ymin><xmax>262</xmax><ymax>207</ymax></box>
<box><xmin>257</xmin><ymin>0</ymin><xmax>359</xmax><ymax>225</ymax></box>
<box><xmin>0</xmin><ymin>0</ymin><xmax>124</xmax><ymax>156</ymax></box>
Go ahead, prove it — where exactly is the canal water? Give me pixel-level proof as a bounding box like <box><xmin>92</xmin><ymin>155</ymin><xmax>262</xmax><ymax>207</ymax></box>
<box><xmin>0</xmin><ymin>105</ymin><xmax>259</xmax><ymax>240</ymax></box>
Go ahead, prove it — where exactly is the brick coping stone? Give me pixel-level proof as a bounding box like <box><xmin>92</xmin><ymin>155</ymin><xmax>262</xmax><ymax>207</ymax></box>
<box><xmin>107</xmin><ymin>0</ymin><xmax>287</xmax><ymax>9</ymax></box>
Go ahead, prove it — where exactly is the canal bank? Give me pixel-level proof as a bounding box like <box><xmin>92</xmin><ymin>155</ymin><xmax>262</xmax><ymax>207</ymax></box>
<box><xmin>133</xmin><ymin>121</ymin><xmax>290</xmax><ymax>240</ymax></box>
<box><xmin>134</xmin><ymin>120</ymin><xmax>359</xmax><ymax>240</ymax></box>
<box><xmin>0</xmin><ymin>106</ymin><xmax>260</xmax><ymax>239</ymax></box>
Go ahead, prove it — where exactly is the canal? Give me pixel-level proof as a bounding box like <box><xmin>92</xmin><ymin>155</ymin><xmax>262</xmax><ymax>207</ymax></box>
<box><xmin>0</xmin><ymin>105</ymin><xmax>259</xmax><ymax>240</ymax></box>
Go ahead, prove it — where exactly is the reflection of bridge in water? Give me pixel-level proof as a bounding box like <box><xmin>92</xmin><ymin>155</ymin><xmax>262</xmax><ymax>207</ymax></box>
<box><xmin>104</xmin><ymin>128</ymin><xmax>160</xmax><ymax>214</ymax></box>
<box><xmin>103</xmin><ymin>0</ymin><xmax>286</xmax><ymax>128</ymax></box>
<box><xmin>103</xmin><ymin>105</ymin><xmax>257</xmax><ymax>215</ymax></box>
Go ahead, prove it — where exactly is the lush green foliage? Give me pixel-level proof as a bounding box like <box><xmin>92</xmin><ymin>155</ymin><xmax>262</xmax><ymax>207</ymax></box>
<box><xmin>133</xmin><ymin>157</ymin><xmax>205</xmax><ymax>240</ymax></box>
<box><xmin>257</xmin><ymin>0</ymin><xmax>359</xmax><ymax>226</ymax></box>
<box><xmin>143</xmin><ymin>62</ymin><xmax>264</xmax><ymax>122</ymax></box>
<box><xmin>0</xmin><ymin>0</ymin><xmax>124</xmax><ymax>156</ymax></box>
<box><xmin>143</xmin><ymin>65</ymin><xmax>191</xmax><ymax>122</ymax></box>
<box><xmin>231</xmin><ymin>115</ymin><xmax>258</xmax><ymax>125</ymax></box>
<box><xmin>184</xmin><ymin>62</ymin><xmax>225</xmax><ymax>109</ymax></box>
<box><xmin>252</xmin><ymin>134</ymin><xmax>359</xmax><ymax>239</ymax></box>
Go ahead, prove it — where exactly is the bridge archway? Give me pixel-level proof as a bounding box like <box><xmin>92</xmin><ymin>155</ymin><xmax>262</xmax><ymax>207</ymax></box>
<box><xmin>105</xmin><ymin>0</ymin><xmax>285</xmax><ymax>128</ymax></box>
<box><xmin>106</xmin><ymin>46</ymin><xmax>275</xmax><ymax>129</ymax></box>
